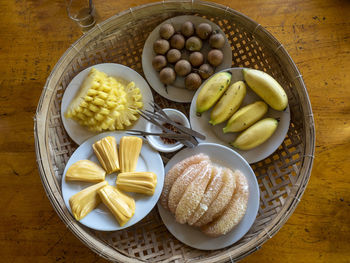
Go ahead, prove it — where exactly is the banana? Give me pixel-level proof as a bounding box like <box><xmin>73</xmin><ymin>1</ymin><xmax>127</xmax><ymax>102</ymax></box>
<box><xmin>243</xmin><ymin>68</ymin><xmax>288</xmax><ymax>111</ymax></box>
<box><xmin>209</xmin><ymin>81</ymin><xmax>246</xmax><ymax>125</ymax></box>
<box><xmin>196</xmin><ymin>72</ymin><xmax>232</xmax><ymax>113</ymax></box>
<box><xmin>223</xmin><ymin>101</ymin><xmax>268</xmax><ymax>133</ymax></box>
<box><xmin>231</xmin><ymin>118</ymin><xmax>278</xmax><ymax>150</ymax></box>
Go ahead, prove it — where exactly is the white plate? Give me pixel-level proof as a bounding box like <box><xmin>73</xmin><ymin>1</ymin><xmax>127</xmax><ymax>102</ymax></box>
<box><xmin>157</xmin><ymin>143</ymin><xmax>259</xmax><ymax>250</ymax></box>
<box><xmin>190</xmin><ymin>68</ymin><xmax>290</xmax><ymax>164</ymax></box>
<box><xmin>61</xmin><ymin>131</ymin><xmax>164</xmax><ymax>231</ymax></box>
<box><xmin>142</xmin><ymin>15</ymin><xmax>232</xmax><ymax>102</ymax></box>
<box><xmin>61</xmin><ymin>63</ymin><xmax>154</xmax><ymax>145</ymax></box>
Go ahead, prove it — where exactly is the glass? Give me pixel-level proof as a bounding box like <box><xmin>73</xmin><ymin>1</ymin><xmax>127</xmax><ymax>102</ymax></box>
<box><xmin>67</xmin><ymin>0</ymin><xmax>96</xmax><ymax>33</ymax></box>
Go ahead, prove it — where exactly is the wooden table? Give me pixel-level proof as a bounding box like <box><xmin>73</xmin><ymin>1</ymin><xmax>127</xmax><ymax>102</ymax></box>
<box><xmin>1</xmin><ymin>0</ymin><xmax>349</xmax><ymax>262</ymax></box>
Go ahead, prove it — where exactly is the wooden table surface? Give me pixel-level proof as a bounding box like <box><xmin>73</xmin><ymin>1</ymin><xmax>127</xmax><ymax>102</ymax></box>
<box><xmin>1</xmin><ymin>0</ymin><xmax>349</xmax><ymax>262</ymax></box>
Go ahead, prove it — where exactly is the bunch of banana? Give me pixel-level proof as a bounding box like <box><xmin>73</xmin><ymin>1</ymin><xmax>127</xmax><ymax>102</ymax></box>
<box><xmin>196</xmin><ymin>68</ymin><xmax>288</xmax><ymax>150</ymax></box>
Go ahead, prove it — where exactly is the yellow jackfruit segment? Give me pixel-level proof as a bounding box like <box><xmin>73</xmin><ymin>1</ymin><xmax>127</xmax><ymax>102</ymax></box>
<box><xmin>116</xmin><ymin>172</ymin><xmax>157</xmax><ymax>196</ymax></box>
<box><xmin>98</xmin><ymin>185</ymin><xmax>135</xmax><ymax>226</ymax></box>
<box><xmin>69</xmin><ymin>181</ymin><xmax>108</xmax><ymax>221</ymax></box>
<box><xmin>65</xmin><ymin>160</ymin><xmax>106</xmax><ymax>183</ymax></box>
<box><xmin>93</xmin><ymin>136</ymin><xmax>120</xmax><ymax>175</ymax></box>
<box><xmin>119</xmin><ymin>136</ymin><xmax>143</xmax><ymax>173</ymax></box>
<box><xmin>65</xmin><ymin>68</ymin><xmax>143</xmax><ymax>131</ymax></box>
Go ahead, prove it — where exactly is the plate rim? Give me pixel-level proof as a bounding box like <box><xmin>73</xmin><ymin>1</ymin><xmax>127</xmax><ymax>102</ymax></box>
<box><xmin>60</xmin><ymin>63</ymin><xmax>154</xmax><ymax>145</ymax></box>
<box><xmin>141</xmin><ymin>15</ymin><xmax>233</xmax><ymax>103</ymax></box>
<box><xmin>61</xmin><ymin>131</ymin><xmax>165</xmax><ymax>231</ymax></box>
<box><xmin>157</xmin><ymin>142</ymin><xmax>260</xmax><ymax>250</ymax></box>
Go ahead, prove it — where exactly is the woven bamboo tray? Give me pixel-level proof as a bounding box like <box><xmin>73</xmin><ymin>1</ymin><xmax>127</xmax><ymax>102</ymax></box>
<box><xmin>34</xmin><ymin>1</ymin><xmax>315</xmax><ymax>262</ymax></box>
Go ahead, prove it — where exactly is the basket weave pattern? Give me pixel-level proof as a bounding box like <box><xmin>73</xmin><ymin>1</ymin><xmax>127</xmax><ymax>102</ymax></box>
<box><xmin>35</xmin><ymin>1</ymin><xmax>314</xmax><ymax>262</ymax></box>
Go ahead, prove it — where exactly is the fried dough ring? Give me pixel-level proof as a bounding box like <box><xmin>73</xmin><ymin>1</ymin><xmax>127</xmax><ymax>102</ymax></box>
<box><xmin>175</xmin><ymin>163</ymin><xmax>212</xmax><ymax>224</ymax></box>
<box><xmin>159</xmin><ymin>153</ymin><xmax>210</xmax><ymax>210</ymax></box>
<box><xmin>201</xmin><ymin>170</ymin><xmax>249</xmax><ymax>237</ymax></box>
<box><xmin>187</xmin><ymin>165</ymin><xmax>224</xmax><ymax>225</ymax></box>
<box><xmin>168</xmin><ymin>160</ymin><xmax>210</xmax><ymax>214</ymax></box>
<box><xmin>193</xmin><ymin>167</ymin><xmax>236</xmax><ymax>227</ymax></box>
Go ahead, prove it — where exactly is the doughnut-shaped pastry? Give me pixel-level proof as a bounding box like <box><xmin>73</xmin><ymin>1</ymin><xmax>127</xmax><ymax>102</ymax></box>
<box><xmin>201</xmin><ymin>170</ymin><xmax>249</xmax><ymax>237</ymax></box>
<box><xmin>193</xmin><ymin>167</ymin><xmax>236</xmax><ymax>227</ymax></box>
<box><xmin>175</xmin><ymin>163</ymin><xmax>212</xmax><ymax>224</ymax></box>
<box><xmin>168</xmin><ymin>160</ymin><xmax>210</xmax><ymax>214</ymax></box>
<box><xmin>187</xmin><ymin>165</ymin><xmax>224</xmax><ymax>225</ymax></box>
<box><xmin>159</xmin><ymin>153</ymin><xmax>210</xmax><ymax>210</ymax></box>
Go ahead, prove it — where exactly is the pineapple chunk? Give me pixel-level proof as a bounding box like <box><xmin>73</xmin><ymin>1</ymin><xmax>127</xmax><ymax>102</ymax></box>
<box><xmin>119</xmin><ymin>136</ymin><xmax>143</xmax><ymax>173</ymax></box>
<box><xmin>69</xmin><ymin>181</ymin><xmax>108</xmax><ymax>221</ymax></box>
<box><xmin>114</xmin><ymin>81</ymin><xmax>143</xmax><ymax>129</ymax></box>
<box><xmin>92</xmin><ymin>136</ymin><xmax>119</xmax><ymax>174</ymax></box>
<box><xmin>65</xmin><ymin>68</ymin><xmax>143</xmax><ymax>132</ymax></box>
<box><xmin>116</xmin><ymin>172</ymin><xmax>157</xmax><ymax>196</ymax></box>
<box><xmin>98</xmin><ymin>185</ymin><xmax>135</xmax><ymax>226</ymax></box>
<box><xmin>65</xmin><ymin>160</ymin><xmax>106</xmax><ymax>183</ymax></box>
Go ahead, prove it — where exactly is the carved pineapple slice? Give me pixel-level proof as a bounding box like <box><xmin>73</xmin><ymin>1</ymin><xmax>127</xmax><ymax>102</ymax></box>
<box><xmin>65</xmin><ymin>160</ymin><xmax>106</xmax><ymax>183</ymax></box>
<box><xmin>69</xmin><ymin>181</ymin><xmax>108</xmax><ymax>221</ymax></box>
<box><xmin>98</xmin><ymin>185</ymin><xmax>135</xmax><ymax>226</ymax></box>
<box><xmin>119</xmin><ymin>136</ymin><xmax>143</xmax><ymax>173</ymax></box>
<box><xmin>65</xmin><ymin>68</ymin><xmax>143</xmax><ymax>131</ymax></box>
<box><xmin>92</xmin><ymin>136</ymin><xmax>119</xmax><ymax>174</ymax></box>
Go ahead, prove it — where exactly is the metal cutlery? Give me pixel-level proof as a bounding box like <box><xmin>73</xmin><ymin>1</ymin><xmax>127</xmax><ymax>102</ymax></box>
<box><xmin>137</xmin><ymin>110</ymin><xmax>197</xmax><ymax>148</ymax></box>
<box><xmin>126</xmin><ymin>130</ymin><xmax>193</xmax><ymax>140</ymax></box>
<box><xmin>145</xmin><ymin>106</ymin><xmax>206</xmax><ymax>140</ymax></box>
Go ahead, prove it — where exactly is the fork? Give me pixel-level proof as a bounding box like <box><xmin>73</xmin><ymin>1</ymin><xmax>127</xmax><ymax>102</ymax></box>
<box><xmin>126</xmin><ymin>130</ymin><xmax>193</xmax><ymax>140</ymax></box>
<box><xmin>149</xmin><ymin>102</ymin><xmax>206</xmax><ymax>140</ymax></box>
<box><xmin>138</xmin><ymin>111</ymin><xmax>197</xmax><ymax>148</ymax></box>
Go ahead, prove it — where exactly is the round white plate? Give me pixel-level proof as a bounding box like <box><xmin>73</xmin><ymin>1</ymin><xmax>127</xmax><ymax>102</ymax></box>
<box><xmin>189</xmin><ymin>68</ymin><xmax>290</xmax><ymax>164</ymax></box>
<box><xmin>61</xmin><ymin>63</ymin><xmax>154</xmax><ymax>145</ymax></box>
<box><xmin>142</xmin><ymin>15</ymin><xmax>232</xmax><ymax>102</ymax></box>
<box><xmin>157</xmin><ymin>143</ymin><xmax>259</xmax><ymax>250</ymax></box>
<box><xmin>61</xmin><ymin>131</ymin><xmax>164</xmax><ymax>231</ymax></box>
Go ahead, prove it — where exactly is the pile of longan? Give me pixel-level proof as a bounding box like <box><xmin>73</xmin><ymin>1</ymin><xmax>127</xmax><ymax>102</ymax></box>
<box><xmin>152</xmin><ymin>21</ymin><xmax>225</xmax><ymax>90</ymax></box>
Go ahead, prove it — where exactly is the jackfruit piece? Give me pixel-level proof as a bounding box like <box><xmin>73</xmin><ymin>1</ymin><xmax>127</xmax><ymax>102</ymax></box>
<box><xmin>119</xmin><ymin>136</ymin><xmax>143</xmax><ymax>173</ymax></box>
<box><xmin>98</xmin><ymin>185</ymin><xmax>135</xmax><ymax>226</ymax></box>
<box><xmin>65</xmin><ymin>160</ymin><xmax>106</xmax><ymax>183</ymax></box>
<box><xmin>69</xmin><ymin>181</ymin><xmax>108</xmax><ymax>221</ymax></box>
<box><xmin>92</xmin><ymin>136</ymin><xmax>119</xmax><ymax>174</ymax></box>
<box><xmin>116</xmin><ymin>172</ymin><xmax>157</xmax><ymax>196</ymax></box>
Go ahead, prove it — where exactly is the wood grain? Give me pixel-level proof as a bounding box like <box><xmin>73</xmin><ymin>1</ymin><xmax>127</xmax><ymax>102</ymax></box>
<box><xmin>0</xmin><ymin>0</ymin><xmax>349</xmax><ymax>262</ymax></box>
